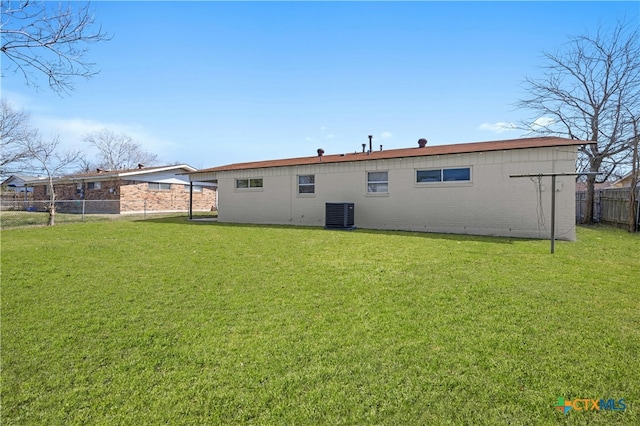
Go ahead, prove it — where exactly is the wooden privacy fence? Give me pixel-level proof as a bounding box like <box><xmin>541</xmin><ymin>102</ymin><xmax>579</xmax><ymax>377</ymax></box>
<box><xmin>576</xmin><ymin>187</ymin><xmax>639</xmax><ymax>230</ymax></box>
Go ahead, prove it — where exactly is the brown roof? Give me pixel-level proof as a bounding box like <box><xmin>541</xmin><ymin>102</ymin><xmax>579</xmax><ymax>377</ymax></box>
<box><xmin>197</xmin><ymin>137</ymin><xmax>585</xmax><ymax>173</ymax></box>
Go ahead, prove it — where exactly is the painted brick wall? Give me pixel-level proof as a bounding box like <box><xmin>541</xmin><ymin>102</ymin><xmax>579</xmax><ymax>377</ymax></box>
<box><xmin>212</xmin><ymin>146</ymin><xmax>579</xmax><ymax>240</ymax></box>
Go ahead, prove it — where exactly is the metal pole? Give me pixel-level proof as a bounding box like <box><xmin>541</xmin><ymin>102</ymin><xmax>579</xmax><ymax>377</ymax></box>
<box><xmin>550</xmin><ymin>175</ymin><xmax>556</xmax><ymax>254</ymax></box>
<box><xmin>636</xmin><ymin>197</ymin><xmax>640</xmax><ymax>232</ymax></box>
<box><xmin>82</xmin><ymin>199</ymin><xmax>85</xmax><ymax>222</ymax></box>
<box><xmin>189</xmin><ymin>182</ymin><xmax>193</xmax><ymax>220</ymax></box>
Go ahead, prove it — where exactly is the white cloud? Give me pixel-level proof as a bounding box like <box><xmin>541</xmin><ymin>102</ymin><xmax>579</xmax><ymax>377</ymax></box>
<box><xmin>305</xmin><ymin>136</ymin><xmax>313</xmax><ymax>142</ymax></box>
<box><xmin>532</xmin><ymin>116</ymin><xmax>555</xmax><ymax>129</ymax></box>
<box><xmin>326</xmin><ymin>134</ymin><xmax>335</xmax><ymax>139</ymax></box>
<box><xmin>380</xmin><ymin>131</ymin><xmax>393</xmax><ymax>139</ymax></box>
<box><xmin>479</xmin><ymin>121</ymin><xmax>517</xmax><ymax>133</ymax></box>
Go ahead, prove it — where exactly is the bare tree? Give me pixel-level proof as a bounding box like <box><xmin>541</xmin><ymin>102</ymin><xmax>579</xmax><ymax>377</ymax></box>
<box><xmin>628</xmin><ymin>111</ymin><xmax>639</xmax><ymax>232</ymax></box>
<box><xmin>517</xmin><ymin>19</ymin><xmax>640</xmax><ymax>223</ymax></box>
<box><xmin>1</xmin><ymin>1</ymin><xmax>110</xmax><ymax>94</ymax></box>
<box><xmin>20</xmin><ymin>134</ymin><xmax>81</xmax><ymax>225</ymax></box>
<box><xmin>0</xmin><ymin>98</ymin><xmax>37</xmax><ymax>175</ymax></box>
<box><xmin>84</xmin><ymin>129</ymin><xmax>159</xmax><ymax>170</ymax></box>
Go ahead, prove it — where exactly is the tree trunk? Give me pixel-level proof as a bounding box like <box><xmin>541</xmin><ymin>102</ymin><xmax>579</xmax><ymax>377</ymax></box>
<box><xmin>630</xmin><ymin>140</ymin><xmax>638</xmax><ymax>232</ymax></box>
<box><xmin>47</xmin><ymin>203</ymin><xmax>56</xmax><ymax>226</ymax></box>
<box><xmin>630</xmin><ymin>182</ymin><xmax>637</xmax><ymax>232</ymax></box>
<box><xmin>583</xmin><ymin>153</ymin><xmax>603</xmax><ymax>224</ymax></box>
<box><xmin>584</xmin><ymin>179</ymin><xmax>594</xmax><ymax>224</ymax></box>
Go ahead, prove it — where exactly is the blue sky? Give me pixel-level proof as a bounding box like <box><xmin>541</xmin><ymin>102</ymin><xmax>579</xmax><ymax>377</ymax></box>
<box><xmin>2</xmin><ymin>1</ymin><xmax>638</xmax><ymax>169</ymax></box>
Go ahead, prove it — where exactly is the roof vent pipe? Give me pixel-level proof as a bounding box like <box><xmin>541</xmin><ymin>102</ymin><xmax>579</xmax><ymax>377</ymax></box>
<box><xmin>418</xmin><ymin>138</ymin><xmax>428</xmax><ymax>148</ymax></box>
<box><xmin>362</xmin><ymin>143</ymin><xmax>366</xmax><ymax>153</ymax></box>
<box><xmin>368</xmin><ymin>135</ymin><xmax>373</xmax><ymax>154</ymax></box>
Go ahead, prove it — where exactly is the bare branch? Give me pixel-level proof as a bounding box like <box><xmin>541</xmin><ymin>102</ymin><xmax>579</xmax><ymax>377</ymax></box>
<box><xmin>1</xmin><ymin>1</ymin><xmax>111</xmax><ymax>94</ymax></box>
<box><xmin>516</xmin><ymin>18</ymin><xmax>640</xmax><ymax>222</ymax></box>
<box><xmin>84</xmin><ymin>129</ymin><xmax>159</xmax><ymax>170</ymax></box>
<box><xmin>0</xmin><ymin>98</ymin><xmax>37</xmax><ymax>174</ymax></box>
<box><xmin>18</xmin><ymin>132</ymin><xmax>82</xmax><ymax>225</ymax></box>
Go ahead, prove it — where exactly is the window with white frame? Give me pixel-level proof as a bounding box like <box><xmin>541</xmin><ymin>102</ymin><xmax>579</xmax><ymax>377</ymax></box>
<box><xmin>87</xmin><ymin>181</ymin><xmax>102</xmax><ymax>190</ymax></box>
<box><xmin>236</xmin><ymin>178</ymin><xmax>263</xmax><ymax>189</ymax></box>
<box><xmin>367</xmin><ymin>171</ymin><xmax>388</xmax><ymax>193</ymax></box>
<box><xmin>298</xmin><ymin>175</ymin><xmax>315</xmax><ymax>194</ymax></box>
<box><xmin>148</xmin><ymin>182</ymin><xmax>171</xmax><ymax>190</ymax></box>
<box><xmin>416</xmin><ymin>167</ymin><xmax>471</xmax><ymax>183</ymax></box>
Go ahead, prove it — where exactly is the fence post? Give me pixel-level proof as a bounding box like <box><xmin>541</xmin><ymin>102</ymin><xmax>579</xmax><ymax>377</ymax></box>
<box><xmin>144</xmin><ymin>199</ymin><xmax>147</xmax><ymax>218</ymax></box>
<box><xmin>82</xmin><ymin>199</ymin><xmax>85</xmax><ymax>221</ymax></box>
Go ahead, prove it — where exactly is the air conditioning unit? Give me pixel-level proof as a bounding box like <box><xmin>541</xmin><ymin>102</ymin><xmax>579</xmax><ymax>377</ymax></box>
<box><xmin>325</xmin><ymin>202</ymin><xmax>355</xmax><ymax>230</ymax></box>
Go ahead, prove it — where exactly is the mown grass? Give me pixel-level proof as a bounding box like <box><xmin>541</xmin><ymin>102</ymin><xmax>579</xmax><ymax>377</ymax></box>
<box><xmin>2</xmin><ymin>218</ymin><xmax>639</xmax><ymax>424</ymax></box>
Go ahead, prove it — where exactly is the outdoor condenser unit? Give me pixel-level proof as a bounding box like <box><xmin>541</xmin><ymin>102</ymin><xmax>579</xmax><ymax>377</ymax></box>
<box><xmin>325</xmin><ymin>202</ymin><xmax>355</xmax><ymax>230</ymax></box>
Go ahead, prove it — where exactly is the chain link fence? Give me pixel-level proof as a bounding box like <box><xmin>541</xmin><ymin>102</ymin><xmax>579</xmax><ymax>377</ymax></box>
<box><xmin>1</xmin><ymin>199</ymin><xmax>217</xmax><ymax>228</ymax></box>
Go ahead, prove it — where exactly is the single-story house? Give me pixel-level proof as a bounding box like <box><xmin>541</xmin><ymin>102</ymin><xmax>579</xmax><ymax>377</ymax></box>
<box><xmin>1</xmin><ymin>174</ymin><xmax>37</xmax><ymax>193</ymax></box>
<box><xmin>1</xmin><ymin>174</ymin><xmax>37</xmax><ymax>211</ymax></box>
<box><xmin>606</xmin><ymin>171</ymin><xmax>639</xmax><ymax>189</ymax></box>
<box><xmin>26</xmin><ymin>164</ymin><xmax>217</xmax><ymax>214</ymax></box>
<box><xmin>187</xmin><ymin>136</ymin><xmax>585</xmax><ymax>240</ymax></box>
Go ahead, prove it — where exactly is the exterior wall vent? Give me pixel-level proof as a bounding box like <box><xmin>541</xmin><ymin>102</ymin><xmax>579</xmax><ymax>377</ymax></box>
<box><xmin>325</xmin><ymin>202</ymin><xmax>355</xmax><ymax>230</ymax></box>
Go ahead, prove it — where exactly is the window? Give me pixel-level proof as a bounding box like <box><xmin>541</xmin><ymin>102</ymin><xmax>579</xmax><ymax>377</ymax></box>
<box><xmin>87</xmin><ymin>181</ymin><xmax>102</xmax><ymax>190</ymax></box>
<box><xmin>416</xmin><ymin>170</ymin><xmax>441</xmax><ymax>183</ymax></box>
<box><xmin>184</xmin><ymin>184</ymin><xmax>202</xmax><ymax>192</ymax></box>
<box><xmin>443</xmin><ymin>168</ymin><xmax>471</xmax><ymax>181</ymax></box>
<box><xmin>367</xmin><ymin>171</ymin><xmax>388</xmax><ymax>193</ymax></box>
<box><xmin>417</xmin><ymin>167</ymin><xmax>471</xmax><ymax>183</ymax></box>
<box><xmin>148</xmin><ymin>182</ymin><xmax>171</xmax><ymax>191</ymax></box>
<box><xmin>298</xmin><ymin>175</ymin><xmax>315</xmax><ymax>194</ymax></box>
<box><xmin>236</xmin><ymin>178</ymin><xmax>263</xmax><ymax>189</ymax></box>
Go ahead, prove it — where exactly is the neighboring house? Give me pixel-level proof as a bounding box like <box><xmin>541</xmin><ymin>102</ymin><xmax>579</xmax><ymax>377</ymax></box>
<box><xmin>606</xmin><ymin>171</ymin><xmax>639</xmax><ymax>189</ymax></box>
<box><xmin>1</xmin><ymin>174</ymin><xmax>36</xmax><ymax>211</ymax></box>
<box><xmin>188</xmin><ymin>136</ymin><xmax>585</xmax><ymax>240</ymax></box>
<box><xmin>25</xmin><ymin>164</ymin><xmax>217</xmax><ymax>214</ymax></box>
<box><xmin>1</xmin><ymin>174</ymin><xmax>36</xmax><ymax>193</ymax></box>
<box><xmin>575</xmin><ymin>181</ymin><xmax>611</xmax><ymax>192</ymax></box>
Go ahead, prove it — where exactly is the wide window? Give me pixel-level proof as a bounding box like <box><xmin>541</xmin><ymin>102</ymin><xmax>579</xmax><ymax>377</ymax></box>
<box><xmin>416</xmin><ymin>170</ymin><xmax>441</xmax><ymax>183</ymax></box>
<box><xmin>236</xmin><ymin>178</ymin><xmax>263</xmax><ymax>189</ymax></box>
<box><xmin>87</xmin><ymin>181</ymin><xmax>102</xmax><ymax>190</ymax></box>
<box><xmin>417</xmin><ymin>167</ymin><xmax>471</xmax><ymax>183</ymax></box>
<box><xmin>148</xmin><ymin>182</ymin><xmax>171</xmax><ymax>190</ymax></box>
<box><xmin>367</xmin><ymin>171</ymin><xmax>388</xmax><ymax>193</ymax></box>
<box><xmin>298</xmin><ymin>175</ymin><xmax>315</xmax><ymax>194</ymax></box>
<box><xmin>443</xmin><ymin>168</ymin><xmax>471</xmax><ymax>181</ymax></box>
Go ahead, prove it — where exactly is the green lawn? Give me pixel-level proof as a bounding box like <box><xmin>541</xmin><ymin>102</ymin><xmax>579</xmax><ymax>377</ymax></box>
<box><xmin>2</xmin><ymin>218</ymin><xmax>639</xmax><ymax>424</ymax></box>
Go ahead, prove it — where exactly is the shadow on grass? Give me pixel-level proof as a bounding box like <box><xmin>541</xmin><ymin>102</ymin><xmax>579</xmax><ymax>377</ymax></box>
<box><xmin>138</xmin><ymin>215</ymin><xmax>523</xmax><ymax>245</ymax></box>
